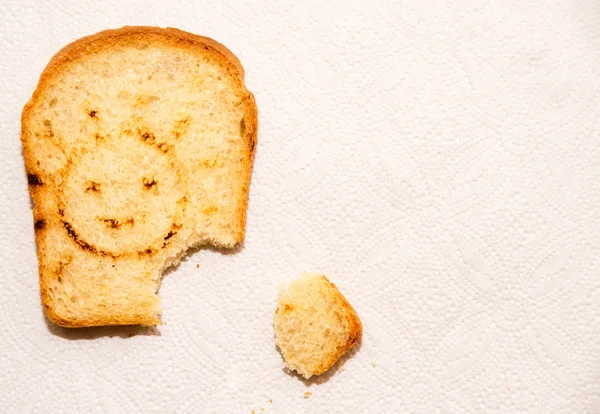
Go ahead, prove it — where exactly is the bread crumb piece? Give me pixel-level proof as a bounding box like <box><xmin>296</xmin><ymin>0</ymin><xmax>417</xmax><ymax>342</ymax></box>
<box><xmin>196</xmin><ymin>264</ymin><xmax>200</xmax><ymax>269</ymax></box>
<box><xmin>251</xmin><ymin>410</ymin><xmax>255</xmax><ymax>414</ymax></box>
<box><xmin>274</xmin><ymin>274</ymin><xmax>362</xmax><ymax>379</ymax></box>
<box><xmin>371</xmin><ymin>361</ymin><xmax>377</xmax><ymax>367</ymax></box>
<box><xmin>269</xmin><ymin>399</ymin><xmax>272</xmax><ymax>403</ymax></box>
<box><xmin>261</xmin><ymin>409</ymin><xmax>264</xmax><ymax>412</ymax></box>
<box><xmin>304</xmin><ymin>392</ymin><xmax>312</xmax><ymax>399</ymax></box>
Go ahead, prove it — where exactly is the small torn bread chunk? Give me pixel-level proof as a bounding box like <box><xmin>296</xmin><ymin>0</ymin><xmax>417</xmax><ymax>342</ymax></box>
<box><xmin>274</xmin><ymin>274</ymin><xmax>362</xmax><ymax>379</ymax></box>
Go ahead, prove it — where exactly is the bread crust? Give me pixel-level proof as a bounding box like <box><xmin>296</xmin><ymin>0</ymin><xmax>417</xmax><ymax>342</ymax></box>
<box><xmin>313</xmin><ymin>276</ymin><xmax>363</xmax><ymax>376</ymax></box>
<box><xmin>22</xmin><ymin>27</ymin><xmax>258</xmax><ymax>327</ymax></box>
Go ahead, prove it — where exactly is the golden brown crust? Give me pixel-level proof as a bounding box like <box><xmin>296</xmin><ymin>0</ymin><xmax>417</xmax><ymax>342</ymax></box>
<box><xmin>313</xmin><ymin>276</ymin><xmax>362</xmax><ymax>375</ymax></box>
<box><xmin>22</xmin><ymin>26</ymin><xmax>258</xmax><ymax>327</ymax></box>
<box><xmin>235</xmin><ymin>91</ymin><xmax>258</xmax><ymax>243</ymax></box>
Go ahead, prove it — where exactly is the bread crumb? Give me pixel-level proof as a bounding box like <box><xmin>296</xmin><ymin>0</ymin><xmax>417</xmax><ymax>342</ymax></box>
<box><xmin>304</xmin><ymin>392</ymin><xmax>312</xmax><ymax>399</ymax></box>
<box><xmin>261</xmin><ymin>409</ymin><xmax>264</xmax><ymax>412</ymax></box>
<box><xmin>274</xmin><ymin>274</ymin><xmax>362</xmax><ymax>379</ymax></box>
<box><xmin>269</xmin><ymin>399</ymin><xmax>272</xmax><ymax>403</ymax></box>
<box><xmin>371</xmin><ymin>361</ymin><xmax>377</xmax><ymax>367</ymax></box>
<box><xmin>196</xmin><ymin>264</ymin><xmax>200</xmax><ymax>269</ymax></box>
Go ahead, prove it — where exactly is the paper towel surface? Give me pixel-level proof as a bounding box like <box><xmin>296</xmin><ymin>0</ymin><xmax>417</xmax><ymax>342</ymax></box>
<box><xmin>2</xmin><ymin>0</ymin><xmax>600</xmax><ymax>412</ymax></box>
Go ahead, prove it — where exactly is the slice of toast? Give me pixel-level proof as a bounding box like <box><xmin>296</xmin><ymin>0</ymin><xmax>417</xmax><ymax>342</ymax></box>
<box><xmin>274</xmin><ymin>274</ymin><xmax>362</xmax><ymax>379</ymax></box>
<box><xmin>21</xmin><ymin>27</ymin><xmax>257</xmax><ymax>327</ymax></box>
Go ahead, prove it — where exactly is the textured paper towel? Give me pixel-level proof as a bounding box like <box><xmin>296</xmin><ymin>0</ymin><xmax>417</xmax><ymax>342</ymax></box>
<box><xmin>2</xmin><ymin>0</ymin><xmax>600</xmax><ymax>412</ymax></box>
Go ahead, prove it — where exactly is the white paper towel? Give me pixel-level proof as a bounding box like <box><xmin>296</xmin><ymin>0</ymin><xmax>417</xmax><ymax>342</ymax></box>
<box><xmin>2</xmin><ymin>0</ymin><xmax>600</xmax><ymax>412</ymax></box>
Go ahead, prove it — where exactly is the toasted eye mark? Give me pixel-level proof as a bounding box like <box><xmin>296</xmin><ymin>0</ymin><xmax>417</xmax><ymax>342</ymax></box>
<box><xmin>157</xmin><ymin>143</ymin><xmax>172</xmax><ymax>153</ymax></box>
<box><xmin>86</xmin><ymin>181</ymin><xmax>101</xmax><ymax>192</ymax></box>
<box><xmin>98</xmin><ymin>217</ymin><xmax>135</xmax><ymax>229</ymax></box>
<box><xmin>102</xmin><ymin>218</ymin><xmax>119</xmax><ymax>229</ymax></box>
<box><xmin>27</xmin><ymin>173</ymin><xmax>43</xmax><ymax>186</ymax></box>
<box><xmin>89</xmin><ymin>110</ymin><xmax>97</xmax><ymax>118</ymax></box>
<box><xmin>141</xmin><ymin>131</ymin><xmax>156</xmax><ymax>144</ymax></box>
<box><xmin>142</xmin><ymin>177</ymin><xmax>157</xmax><ymax>189</ymax></box>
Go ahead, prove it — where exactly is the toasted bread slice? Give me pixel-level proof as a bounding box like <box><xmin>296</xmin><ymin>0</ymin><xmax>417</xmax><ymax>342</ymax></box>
<box><xmin>274</xmin><ymin>274</ymin><xmax>362</xmax><ymax>379</ymax></box>
<box><xmin>21</xmin><ymin>27</ymin><xmax>257</xmax><ymax>327</ymax></box>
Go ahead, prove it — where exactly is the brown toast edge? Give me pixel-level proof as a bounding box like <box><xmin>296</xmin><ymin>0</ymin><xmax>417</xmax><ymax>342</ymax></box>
<box><xmin>313</xmin><ymin>276</ymin><xmax>363</xmax><ymax>376</ymax></box>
